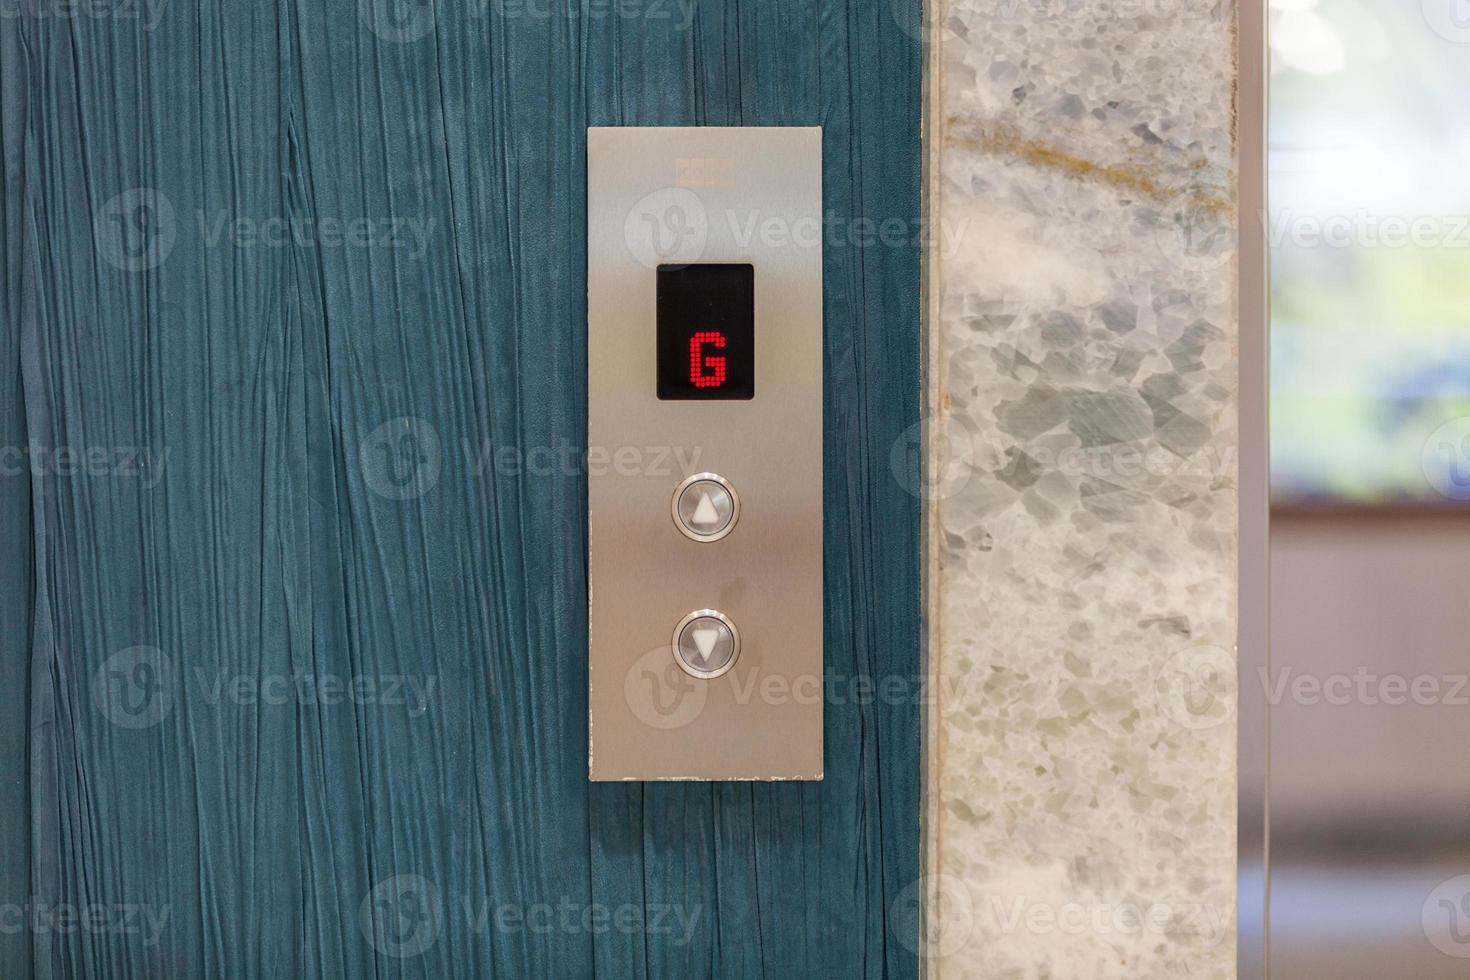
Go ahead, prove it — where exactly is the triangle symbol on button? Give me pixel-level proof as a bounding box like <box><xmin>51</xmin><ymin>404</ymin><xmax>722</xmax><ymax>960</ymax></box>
<box><xmin>691</xmin><ymin>628</ymin><xmax>720</xmax><ymax>663</ymax></box>
<box><xmin>691</xmin><ymin>492</ymin><xmax>720</xmax><ymax>527</ymax></box>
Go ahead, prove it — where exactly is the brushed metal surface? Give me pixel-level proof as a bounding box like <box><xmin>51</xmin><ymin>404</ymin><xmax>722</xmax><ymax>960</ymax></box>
<box><xmin>587</xmin><ymin>127</ymin><xmax>824</xmax><ymax>780</ymax></box>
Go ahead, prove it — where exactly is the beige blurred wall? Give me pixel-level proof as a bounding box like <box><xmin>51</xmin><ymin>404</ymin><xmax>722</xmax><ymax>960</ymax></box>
<box><xmin>1270</xmin><ymin>510</ymin><xmax>1470</xmax><ymax>829</ymax></box>
<box><xmin>1265</xmin><ymin>509</ymin><xmax>1470</xmax><ymax>979</ymax></box>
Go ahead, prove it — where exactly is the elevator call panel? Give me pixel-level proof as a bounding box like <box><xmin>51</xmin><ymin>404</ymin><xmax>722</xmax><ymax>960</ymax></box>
<box><xmin>587</xmin><ymin>127</ymin><xmax>823</xmax><ymax>781</ymax></box>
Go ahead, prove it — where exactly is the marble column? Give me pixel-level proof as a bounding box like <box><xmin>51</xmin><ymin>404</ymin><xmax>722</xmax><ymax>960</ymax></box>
<box><xmin>923</xmin><ymin>0</ymin><xmax>1239</xmax><ymax>976</ymax></box>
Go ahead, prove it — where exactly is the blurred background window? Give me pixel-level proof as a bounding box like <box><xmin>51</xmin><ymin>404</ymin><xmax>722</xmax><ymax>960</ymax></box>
<box><xmin>1270</xmin><ymin>0</ymin><xmax>1470</xmax><ymax>505</ymax></box>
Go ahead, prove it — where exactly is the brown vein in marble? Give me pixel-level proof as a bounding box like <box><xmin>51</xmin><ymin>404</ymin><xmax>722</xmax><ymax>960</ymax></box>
<box><xmin>945</xmin><ymin>120</ymin><xmax>1233</xmax><ymax>219</ymax></box>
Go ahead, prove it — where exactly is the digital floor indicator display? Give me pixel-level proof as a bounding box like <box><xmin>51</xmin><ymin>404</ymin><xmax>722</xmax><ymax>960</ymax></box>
<box><xmin>587</xmin><ymin>127</ymin><xmax>823</xmax><ymax>781</ymax></box>
<box><xmin>656</xmin><ymin>263</ymin><xmax>755</xmax><ymax>400</ymax></box>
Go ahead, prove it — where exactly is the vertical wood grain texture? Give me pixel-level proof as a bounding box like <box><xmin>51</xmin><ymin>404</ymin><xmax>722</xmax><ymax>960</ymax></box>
<box><xmin>1</xmin><ymin>0</ymin><xmax>923</xmax><ymax>977</ymax></box>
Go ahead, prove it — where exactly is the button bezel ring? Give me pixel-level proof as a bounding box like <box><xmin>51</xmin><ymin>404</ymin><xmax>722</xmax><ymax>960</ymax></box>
<box><xmin>672</xmin><ymin>608</ymin><xmax>741</xmax><ymax>680</ymax></box>
<box><xmin>671</xmin><ymin>472</ymin><xmax>740</xmax><ymax>543</ymax></box>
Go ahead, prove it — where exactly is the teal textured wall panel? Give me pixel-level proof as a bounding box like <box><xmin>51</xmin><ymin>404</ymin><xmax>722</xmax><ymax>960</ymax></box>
<box><xmin>2</xmin><ymin>12</ymin><xmax>36</xmax><ymax>977</ymax></box>
<box><xmin>2</xmin><ymin>1</ymin><xmax>922</xmax><ymax>976</ymax></box>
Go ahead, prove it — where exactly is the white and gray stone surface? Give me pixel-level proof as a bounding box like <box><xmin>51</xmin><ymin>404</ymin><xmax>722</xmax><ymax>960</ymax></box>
<box><xmin>925</xmin><ymin>0</ymin><xmax>1238</xmax><ymax>975</ymax></box>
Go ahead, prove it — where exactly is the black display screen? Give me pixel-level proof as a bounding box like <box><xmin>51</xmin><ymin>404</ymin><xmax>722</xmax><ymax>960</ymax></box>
<box><xmin>656</xmin><ymin>263</ymin><xmax>754</xmax><ymax>400</ymax></box>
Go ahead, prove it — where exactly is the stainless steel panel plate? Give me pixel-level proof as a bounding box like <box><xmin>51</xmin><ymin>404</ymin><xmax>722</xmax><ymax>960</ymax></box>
<box><xmin>587</xmin><ymin>127</ymin><xmax>823</xmax><ymax>780</ymax></box>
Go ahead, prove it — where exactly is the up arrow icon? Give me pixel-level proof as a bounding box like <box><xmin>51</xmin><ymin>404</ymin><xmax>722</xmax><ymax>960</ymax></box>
<box><xmin>691</xmin><ymin>492</ymin><xmax>720</xmax><ymax>527</ymax></box>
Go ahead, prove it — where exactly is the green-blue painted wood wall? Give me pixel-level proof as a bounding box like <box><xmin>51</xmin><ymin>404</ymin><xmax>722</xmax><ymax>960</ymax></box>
<box><xmin>1</xmin><ymin>0</ymin><xmax>923</xmax><ymax>975</ymax></box>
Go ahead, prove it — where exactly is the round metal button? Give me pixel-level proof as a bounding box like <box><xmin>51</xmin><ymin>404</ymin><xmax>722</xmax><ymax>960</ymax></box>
<box><xmin>672</xmin><ymin>609</ymin><xmax>740</xmax><ymax>679</ymax></box>
<box><xmin>671</xmin><ymin>472</ymin><xmax>739</xmax><ymax>542</ymax></box>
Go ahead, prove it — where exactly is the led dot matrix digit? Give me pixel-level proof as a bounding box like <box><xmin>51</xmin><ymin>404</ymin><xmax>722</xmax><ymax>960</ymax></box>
<box><xmin>688</xmin><ymin>331</ymin><xmax>728</xmax><ymax>388</ymax></box>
